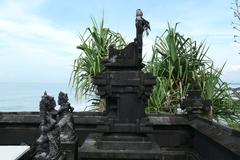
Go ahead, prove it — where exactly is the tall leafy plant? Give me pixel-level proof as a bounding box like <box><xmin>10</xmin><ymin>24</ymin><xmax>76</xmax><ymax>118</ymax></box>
<box><xmin>70</xmin><ymin>18</ymin><xmax>126</xmax><ymax>99</ymax></box>
<box><xmin>145</xmin><ymin>23</ymin><xmax>240</xmax><ymax>125</ymax></box>
<box><xmin>145</xmin><ymin>23</ymin><xmax>209</xmax><ymax>113</ymax></box>
<box><xmin>195</xmin><ymin>63</ymin><xmax>240</xmax><ymax>122</ymax></box>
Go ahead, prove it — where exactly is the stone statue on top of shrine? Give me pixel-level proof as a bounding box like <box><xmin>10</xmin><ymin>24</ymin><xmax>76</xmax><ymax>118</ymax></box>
<box><xmin>135</xmin><ymin>9</ymin><xmax>150</xmax><ymax>61</ymax></box>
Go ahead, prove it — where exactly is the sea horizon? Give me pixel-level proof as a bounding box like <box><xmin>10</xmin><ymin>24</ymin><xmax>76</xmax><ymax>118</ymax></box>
<box><xmin>0</xmin><ymin>81</ymin><xmax>239</xmax><ymax>112</ymax></box>
<box><xmin>0</xmin><ymin>82</ymin><xmax>91</xmax><ymax>112</ymax></box>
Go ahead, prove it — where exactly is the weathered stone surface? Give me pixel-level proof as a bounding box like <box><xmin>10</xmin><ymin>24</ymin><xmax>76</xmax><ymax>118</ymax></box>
<box><xmin>189</xmin><ymin>117</ymin><xmax>240</xmax><ymax>159</ymax></box>
<box><xmin>93</xmin><ymin>10</ymin><xmax>155</xmax><ymax>124</ymax></box>
<box><xmin>34</xmin><ymin>92</ymin><xmax>61</xmax><ymax>160</ymax></box>
<box><xmin>57</xmin><ymin>91</ymin><xmax>77</xmax><ymax>143</ymax></box>
<box><xmin>180</xmin><ymin>82</ymin><xmax>211</xmax><ymax>119</ymax></box>
<box><xmin>61</xmin><ymin>137</ymin><xmax>78</xmax><ymax>160</ymax></box>
<box><xmin>79</xmin><ymin>133</ymin><xmax>200</xmax><ymax>160</ymax></box>
<box><xmin>96</xmin><ymin>133</ymin><xmax>152</xmax><ymax>150</ymax></box>
<box><xmin>0</xmin><ymin>112</ymin><xmax>240</xmax><ymax>159</ymax></box>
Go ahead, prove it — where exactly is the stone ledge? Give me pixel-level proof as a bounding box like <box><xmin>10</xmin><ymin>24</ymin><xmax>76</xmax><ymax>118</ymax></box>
<box><xmin>189</xmin><ymin>117</ymin><xmax>240</xmax><ymax>157</ymax></box>
<box><xmin>79</xmin><ymin>133</ymin><xmax>200</xmax><ymax>160</ymax></box>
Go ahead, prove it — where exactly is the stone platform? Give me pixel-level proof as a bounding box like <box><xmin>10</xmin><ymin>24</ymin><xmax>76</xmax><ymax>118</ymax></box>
<box><xmin>96</xmin><ymin>133</ymin><xmax>152</xmax><ymax>150</ymax></box>
<box><xmin>79</xmin><ymin>133</ymin><xmax>200</xmax><ymax>160</ymax></box>
<box><xmin>61</xmin><ymin>137</ymin><xmax>78</xmax><ymax>160</ymax></box>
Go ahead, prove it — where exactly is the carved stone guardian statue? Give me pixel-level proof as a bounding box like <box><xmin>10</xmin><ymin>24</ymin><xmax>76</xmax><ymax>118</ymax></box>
<box><xmin>57</xmin><ymin>91</ymin><xmax>76</xmax><ymax>142</ymax></box>
<box><xmin>34</xmin><ymin>92</ymin><xmax>62</xmax><ymax>160</ymax></box>
<box><xmin>57</xmin><ymin>91</ymin><xmax>78</xmax><ymax>160</ymax></box>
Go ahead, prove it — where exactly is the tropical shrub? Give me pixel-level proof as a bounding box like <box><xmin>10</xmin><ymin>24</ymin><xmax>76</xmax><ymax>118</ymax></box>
<box><xmin>145</xmin><ymin>23</ymin><xmax>209</xmax><ymax>113</ymax></box>
<box><xmin>145</xmin><ymin>23</ymin><xmax>240</xmax><ymax>124</ymax></box>
<box><xmin>70</xmin><ymin>18</ymin><xmax>126</xmax><ymax>99</ymax></box>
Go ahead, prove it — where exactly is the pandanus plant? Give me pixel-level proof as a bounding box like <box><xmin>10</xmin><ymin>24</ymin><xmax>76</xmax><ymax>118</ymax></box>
<box><xmin>145</xmin><ymin>23</ymin><xmax>210</xmax><ymax>113</ymax></box>
<box><xmin>145</xmin><ymin>23</ymin><xmax>240</xmax><ymax>125</ymax></box>
<box><xmin>70</xmin><ymin>18</ymin><xmax>126</xmax><ymax>110</ymax></box>
<box><xmin>70</xmin><ymin>18</ymin><xmax>126</xmax><ymax>97</ymax></box>
<box><xmin>195</xmin><ymin>63</ymin><xmax>240</xmax><ymax>122</ymax></box>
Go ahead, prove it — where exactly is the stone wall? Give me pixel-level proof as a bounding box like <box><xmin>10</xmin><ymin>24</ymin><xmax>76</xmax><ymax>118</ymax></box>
<box><xmin>0</xmin><ymin>112</ymin><xmax>239</xmax><ymax>159</ymax></box>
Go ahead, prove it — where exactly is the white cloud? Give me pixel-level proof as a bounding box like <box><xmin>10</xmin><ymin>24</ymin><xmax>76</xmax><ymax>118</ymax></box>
<box><xmin>0</xmin><ymin>1</ymin><xmax>80</xmax><ymax>83</ymax></box>
<box><xmin>225</xmin><ymin>64</ymin><xmax>240</xmax><ymax>72</ymax></box>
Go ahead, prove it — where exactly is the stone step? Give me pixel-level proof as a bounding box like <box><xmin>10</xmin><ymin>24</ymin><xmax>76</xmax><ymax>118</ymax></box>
<box><xmin>78</xmin><ymin>147</ymin><xmax>200</xmax><ymax>160</ymax></box>
<box><xmin>96</xmin><ymin>133</ymin><xmax>152</xmax><ymax>150</ymax></box>
<box><xmin>96</xmin><ymin>140</ymin><xmax>152</xmax><ymax>150</ymax></box>
<box><xmin>78</xmin><ymin>133</ymin><xmax>200</xmax><ymax>160</ymax></box>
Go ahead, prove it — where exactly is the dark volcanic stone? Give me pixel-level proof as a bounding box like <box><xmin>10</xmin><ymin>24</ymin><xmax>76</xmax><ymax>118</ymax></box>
<box><xmin>79</xmin><ymin>133</ymin><xmax>200</xmax><ymax>160</ymax></box>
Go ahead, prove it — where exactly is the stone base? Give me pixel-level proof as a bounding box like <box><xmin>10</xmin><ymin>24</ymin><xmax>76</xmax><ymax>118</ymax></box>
<box><xmin>79</xmin><ymin>133</ymin><xmax>200</xmax><ymax>160</ymax></box>
<box><xmin>61</xmin><ymin>137</ymin><xmax>78</xmax><ymax>160</ymax></box>
<box><xmin>46</xmin><ymin>152</ymin><xmax>65</xmax><ymax>160</ymax></box>
<box><xmin>32</xmin><ymin>152</ymin><xmax>65</xmax><ymax>160</ymax></box>
<box><xmin>57</xmin><ymin>154</ymin><xmax>66</xmax><ymax>160</ymax></box>
<box><xmin>96</xmin><ymin>133</ymin><xmax>152</xmax><ymax>150</ymax></box>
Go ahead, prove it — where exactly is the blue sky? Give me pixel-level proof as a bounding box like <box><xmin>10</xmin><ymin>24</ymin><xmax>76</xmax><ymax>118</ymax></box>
<box><xmin>0</xmin><ymin>0</ymin><xmax>239</xmax><ymax>83</ymax></box>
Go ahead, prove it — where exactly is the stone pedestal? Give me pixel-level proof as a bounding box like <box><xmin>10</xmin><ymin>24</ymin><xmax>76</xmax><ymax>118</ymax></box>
<box><xmin>96</xmin><ymin>133</ymin><xmax>152</xmax><ymax>150</ymax></box>
<box><xmin>56</xmin><ymin>154</ymin><xmax>66</xmax><ymax>160</ymax></box>
<box><xmin>79</xmin><ymin>133</ymin><xmax>200</xmax><ymax>160</ymax></box>
<box><xmin>61</xmin><ymin>138</ymin><xmax>78</xmax><ymax>160</ymax></box>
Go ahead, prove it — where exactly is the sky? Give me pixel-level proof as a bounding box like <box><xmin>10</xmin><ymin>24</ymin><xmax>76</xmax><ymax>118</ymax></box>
<box><xmin>0</xmin><ymin>0</ymin><xmax>240</xmax><ymax>84</ymax></box>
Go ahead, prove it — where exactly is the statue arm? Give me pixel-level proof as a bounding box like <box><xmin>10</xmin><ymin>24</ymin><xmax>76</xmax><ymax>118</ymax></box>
<box><xmin>58</xmin><ymin>106</ymin><xmax>65</xmax><ymax>114</ymax></box>
<box><xmin>69</xmin><ymin>105</ymin><xmax>74</xmax><ymax>112</ymax></box>
<box><xmin>66</xmin><ymin>102</ymin><xmax>74</xmax><ymax>112</ymax></box>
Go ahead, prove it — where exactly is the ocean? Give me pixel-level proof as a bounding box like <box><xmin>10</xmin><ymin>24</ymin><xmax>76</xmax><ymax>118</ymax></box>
<box><xmin>0</xmin><ymin>83</ymin><xmax>91</xmax><ymax>112</ymax></box>
<box><xmin>0</xmin><ymin>82</ymin><xmax>239</xmax><ymax>112</ymax></box>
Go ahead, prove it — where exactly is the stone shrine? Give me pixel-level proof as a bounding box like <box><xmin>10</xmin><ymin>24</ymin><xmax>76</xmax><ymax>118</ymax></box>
<box><xmin>78</xmin><ymin>9</ymin><xmax>199</xmax><ymax>160</ymax></box>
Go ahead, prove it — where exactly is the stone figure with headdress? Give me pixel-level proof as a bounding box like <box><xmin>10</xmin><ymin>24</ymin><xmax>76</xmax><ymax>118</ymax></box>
<box><xmin>57</xmin><ymin>91</ymin><xmax>76</xmax><ymax>142</ymax></box>
<box><xmin>34</xmin><ymin>92</ymin><xmax>61</xmax><ymax>160</ymax></box>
